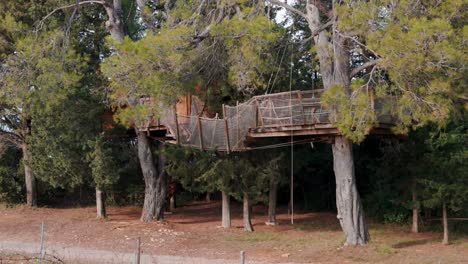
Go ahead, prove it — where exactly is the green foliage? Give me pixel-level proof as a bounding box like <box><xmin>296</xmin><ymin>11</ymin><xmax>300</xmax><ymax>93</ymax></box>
<box><xmin>419</xmin><ymin>119</ymin><xmax>468</xmax><ymax>212</ymax></box>
<box><xmin>101</xmin><ymin>26</ymin><xmax>194</xmax><ymax>127</ymax></box>
<box><xmin>88</xmin><ymin>136</ymin><xmax>120</xmax><ymax>190</ymax></box>
<box><xmin>165</xmin><ymin>145</ymin><xmax>219</xmax><ymax>194</ymax></box>
<box><xmin>166</xmin><ymin>145</ymin><xmax>282</xmax><ymax>204</ymax></box>
<box><xmin>326</xmin><ymin>0</ymin><xmax>467</xmax><ymax>142</ymax></box>
<box><xmin>0</xmin><ymin>144</ymin><xmax>23</xmax><ymax>204</ymax></box>
<box><xmin>322</xmin><ymin>84</ymin><xmax>376</xmax><ymax>142</ymax></box>
<box><xmin>0</xmin><ymin>30</ymin><xmax>85</xmax><ymax>118</ymax></box>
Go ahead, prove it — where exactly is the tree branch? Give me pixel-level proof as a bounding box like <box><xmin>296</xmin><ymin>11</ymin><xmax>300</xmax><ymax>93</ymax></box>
<box><xmin>300</xmin><ymin>20</ymin><xmax>333</xmax><ymax>44</ymax></box>
<box><xmin>0</xmin><ymin>129</ymin><xmax>22</xmax><ymax>146</ymax></box>
<box><xmin>350</xmin><ymin>60</ymin><xmax>380</xmax><ymax>78</ymax></box>
<box><xmin>38</xmin><ymin>0</ymin><xmax>106</xmax><ymax>29</ymax></box>
<box><xmin>268</xmin><ymin>0</ymin><xmax>307</xmax><ymax>20</ymax></box>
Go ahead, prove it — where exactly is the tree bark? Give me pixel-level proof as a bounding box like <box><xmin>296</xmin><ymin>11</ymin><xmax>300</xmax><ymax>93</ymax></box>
<box><xmin>442</xmin><ymin>202</ymin><xmax>449</xmax><ymax>245</ymax></box>
<box><xmin>22</xmin><ymin>144</ymin><xmax>37</xmax><ymax>207</ymax></box>
<box><xmin>138</xmin><ymin>130</ymin><xmax>159</xmax><ymax>222</ymax></box>
<box><xmin>102</xmin><ymin>0</ymin><xmax>165</xmax><ymax>223</ymax></box>
<box><xmin>154</xmin><ymin>141</ymin><xmax>167</xmax><ymax>221</ymax></box>
<box><xmin>243</xmin><ymin>192</ymin><xmax>254</xmax><ymax>232</ymax></box>
<box><xmin>266</xmin><ymin>179</ymin><xmax>277</xmax><ymax>225</ymax></box>
<box><xmin>103</xmin><ymin>0</ymin><xmax>126</xmax><ymax>41</ymax></box>
<box><xmin>221</xmin><ymin>191</ymin><xmax>231</xmax><ymax>228</ymax></box>
<box><xmin>96</xmin><ymin>187</ymin><xmax>106</xmax><ymax>219</ymax></box>
<box><xmin>206</xmin><ymin>192</ymin><xmax>211</xmax><ymax>202</ymax></box>
<box><xmin>411</xmin><ymin>178</ymin><xmax>418</xmax><ymax>233</ymax></box>
<box><xmin>332</xmin><ymin>136</ymin><xmax>369</xmax><ymax>245</ymax></box>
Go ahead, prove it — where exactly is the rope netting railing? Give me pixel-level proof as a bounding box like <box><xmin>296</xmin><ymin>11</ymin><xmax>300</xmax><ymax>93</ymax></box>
<box><xmin>149</xmin><ymin>89</ymin><xmax>396</xmax><ymax>152</ymax></box>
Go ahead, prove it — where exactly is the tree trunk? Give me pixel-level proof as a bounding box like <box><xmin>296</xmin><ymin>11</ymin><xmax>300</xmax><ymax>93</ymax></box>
<box><xmin>266</xmin><ymin>179</ymin><xmax>277</xmax><ymax>225</ymax></box>
<box><xmin>22</xmin><ymin>144</ymin><xmax>37</xmax><ymax>207</ymax></box>
<box><xmin>169</xmin><ymin>195</ymin><xmax>175</xmax><ymax>212</ymax></box>
<box><xmin>96</xmin><ymin>187</ymin><xmax>106</xmax><ymax>219</ymax></box>
<box><xmin>206</xmin><ymin>192</ymin><xmax>211</xmax><ymax>202</ymax></box>
<box><xmin>154</xmin><ymin>142</ymin><xmax>167</xmax><ymax>221</ymax></box>
<box><xmin>243</xmin><ymin>192</ymin><xmax>254</xmax><ymax>232</ymax></box>
<box><xmin>411</xmin><ymin>179</ymin><xmax>418</xmax><ymax>233</ymax></box>
<box><xmin>103</xmin><ymin>0</ymin><xmax>126</xmax><ymax>41</ymax></box>
<box><xmin>221</xmin><ymin>191</ymin><xmax>231</xmax><ymax>228</ymax></box>
<box><xmin>138</xmin><ymin>130</ymin><xmax>159</xmax><ymax>222</ymax></box>
<box><xmin>442</xmin><ymin>202</ymin><xmax>449</xmax><ymax>245</ymax></box>
<box><xmin>332</xmin><ymin>136</ymin><xmax>369</xmax><ymax>245</ymax></box>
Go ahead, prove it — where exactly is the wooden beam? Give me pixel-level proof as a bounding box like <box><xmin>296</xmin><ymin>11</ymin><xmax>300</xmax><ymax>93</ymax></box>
<box><xmin>222</xmin><ymin>104</ymin><xmax>231</xmax><ymax>153</ymax></box>
<box><xmin>197</xmin><ymin>116</ymin><xmax>204</xmax><ymax>150</ymax></box>
<box><xmin>173</xmin><ymin>104</ymin><xmax>180</xmax><ymax>145</ymax></box>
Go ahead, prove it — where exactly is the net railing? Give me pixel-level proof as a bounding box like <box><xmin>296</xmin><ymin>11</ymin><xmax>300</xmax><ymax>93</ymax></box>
<box><xmin>154</xmin><ymin>90</ymin><xmax>395</xmax><ymax>151</ymax></box>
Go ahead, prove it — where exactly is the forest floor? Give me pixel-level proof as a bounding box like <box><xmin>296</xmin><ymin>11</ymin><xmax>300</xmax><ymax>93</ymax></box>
<box><xmin>0</xmin><ymin>201</ymin><xmax>467</xmax><ymax>263</ymax></box>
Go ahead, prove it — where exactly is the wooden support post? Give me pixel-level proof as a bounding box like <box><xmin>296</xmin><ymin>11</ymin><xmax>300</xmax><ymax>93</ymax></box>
<box><xmin>197</xmin><ymin>116</ymin><xmax>204</xmax><ymax>150</ymax></box>
<box><xmin>173</xmin><ymin>104</ymin><xmax>180</xmax><ymax>145</ymax></box>
<box><xmin>222</xmin><ymin>104</ymin><xmax>231</xmax><ymax>154</ymax></box>
<box><xmin>255</xmin><ymin>99</ymin><xmax>259</xmax><ymax>128</ymax></box>
<box><xmin>257</xmin><ymin>99</ymin><xmax>264</xmax><ymax>127</ymax></box>
<box><xmin>236</xmin><ymin>101</ymin><xmax>240</xmax><ymax>150</ymax></box>
<box><xmin>289</xmin><ymin>92</ymin><xmax>293</xmax><ymax>126</ymax></box>
<box><xmin>298</xmin><ymin>91</ymin><xmax>306</xmax><ymax>125</ymax></box>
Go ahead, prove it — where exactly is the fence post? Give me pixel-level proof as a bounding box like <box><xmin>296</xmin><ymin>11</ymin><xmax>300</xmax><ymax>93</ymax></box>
<box><xmin>240</xmin><ymin>250</ymin><xmax>245</xmax><ymax>264</ymax></box>
<box><xmin>134</xmin><ymin>237</ymin><xmax>141</xmax><ymax>264</ymax></box>
<box><xmin>39</xmin><ymin>221</ymin><xmax>44</xmax><ymax>264</ymax></box>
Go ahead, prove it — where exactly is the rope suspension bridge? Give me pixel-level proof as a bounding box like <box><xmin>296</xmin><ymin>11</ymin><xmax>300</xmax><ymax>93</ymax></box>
<box><xmin>134</xmin><ymin>89</ymin><xmax>396</xmax><ymax>152</ymax></box>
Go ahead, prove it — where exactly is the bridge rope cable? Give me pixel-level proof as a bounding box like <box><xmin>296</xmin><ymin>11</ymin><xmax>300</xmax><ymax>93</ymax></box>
<box><xmin>289</xmin><ymin>29</ymin><xmax>294</xmax><ymax>225</ymax></box>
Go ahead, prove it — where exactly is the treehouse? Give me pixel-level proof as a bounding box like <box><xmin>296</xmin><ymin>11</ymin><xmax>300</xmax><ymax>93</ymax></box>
<box><xmin>104</xmin><ymin>89</ymin><xmax>397</xmax><ymax>152</ymax></box>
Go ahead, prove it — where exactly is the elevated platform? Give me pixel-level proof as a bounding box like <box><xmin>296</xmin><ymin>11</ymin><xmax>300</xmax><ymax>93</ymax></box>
<box><xmin>129</xmin><ymin>89</ymin><xmax>397</xmax><ymax>151</ymax></box>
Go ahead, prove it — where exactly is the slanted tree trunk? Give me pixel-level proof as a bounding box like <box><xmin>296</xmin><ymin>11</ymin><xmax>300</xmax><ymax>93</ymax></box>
<box><xmin>332</xmin><ymin>136</ymin><xmax>369</xmax><ymax>245</ymax></box>
<box><xmin>243</xmin><ymin>192</ymin><xmax>254</xmax><ymax>232</ymax></box>
<box><xmin>102</xmin><ymin>0</ymin><xmax>162</xmax><ymax>222</ymax></box>
<box><xmin>154</xmin><ymin>142</ymin><xmax>167</xmax><ymax>221</ymax></box>
<box><xmin>266</xmin><ymin>179</ymin><xmax>277</xmax><ymax>225</ymax></box>
<box><xmin>96</xmin><ymin>187</ymin><xmax>106</xmax><ymax>219</ymax></box>
<box><xmin>138</xmin><ymin>130</ymin><xmax>159</xmax><ymax>222</ymax></box>
<box><xmin>442</xmin><ymin>202</ymin><xmax>449</xmax><ymax>245</ymax></box>
<box><xmin>221</xmin><ymin>191</ymin><xmax>231</xmax><ymax>228</ymax></box>
<box><xmin>21</xmin><ymin>144</ymin><xmax>37</xmax><ymax>207</ymax></box>
<box><xmin>411</xmin><ymin>178</ymin><xmax>418</xmax><ymax>233</ymax></box>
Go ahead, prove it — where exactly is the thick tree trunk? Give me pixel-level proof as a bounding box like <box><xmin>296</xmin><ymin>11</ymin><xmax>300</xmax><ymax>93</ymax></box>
<box><xmin>221</xmin><ymin>191</ymin><xmax>231</xmax><ymax>228</ymax></box>
<box><xmin>442</xmin><ymin>202</ymin><xmax>449</xmax><ymax>245</ymax></box>
<box><xmin>154</xmin><ymin>142</ymin><xmax>167</xmax><ymax>221</ymax></box>
<box><xmin>243</xmin><ymin>192</ymin><xmax>254</xmax><ymax>232</ymax></box>
<box><xmin>411</xmin><ymin>179</ymin><xmax>418</xmax><ymax>233</ymax></box>
<box><xmin>96</xmin><ymin>187</ymin><xmax>106</xmax><ymax>219</ymax></box>
<box><xmin>22</xmin><ymin>144</ymin><xmax>37</xmax><ymax>207</ymax></box>
<box><xmin>138</xmin><ymin>131</ymin><xmax>159</xmax><ymax>222</ymax></box>
<box><xmin>103</xmin><ymin>0</ymin><xmax>126</xmax><ymax>41</ymax></box>
<box><xmin>332</xmin><ymin>136</ymin><xmax>369</xmax><ymax>245</ymax></box>
<box><xmin>266</xmin><ymin>180</ymin><xmax>277</xmax><ymax>225</ymax></box>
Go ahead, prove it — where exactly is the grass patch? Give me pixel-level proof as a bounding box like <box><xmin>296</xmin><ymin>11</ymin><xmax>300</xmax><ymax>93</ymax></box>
<box><xmin>224</xmin><ymin>231</ymin><xmax>281</xmax><ymax>243</ymax></box>
<box><xmin>293</xmin><ymin>220</ymin><xmax>341</xmax><ymax>232</ymax></box>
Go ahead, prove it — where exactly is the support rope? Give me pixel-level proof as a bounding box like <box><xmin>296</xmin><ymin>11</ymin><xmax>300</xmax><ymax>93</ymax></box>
<box><xmin>289</xmin><ymin>30</ymin><xmax>294</xmax><ymax>225</ymax></box>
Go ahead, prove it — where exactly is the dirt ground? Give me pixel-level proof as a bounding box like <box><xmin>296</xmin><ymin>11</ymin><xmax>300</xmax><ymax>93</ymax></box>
<box><xmin>0</xmin><ymin>201</ymin><xmax>467</xmax><ymax>263</ymax></box>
